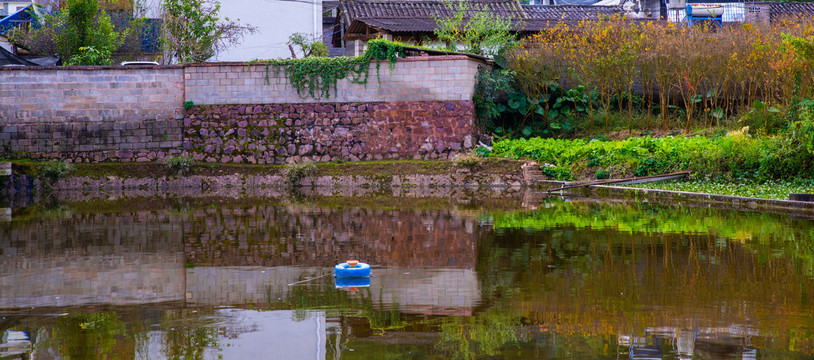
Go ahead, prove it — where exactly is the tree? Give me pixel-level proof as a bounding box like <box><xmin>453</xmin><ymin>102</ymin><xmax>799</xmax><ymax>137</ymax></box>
<box><xmin>8</xmin><ymin>0</ymin><xmax>127</xmax><ymax>65</ymax></box>
<box><xmin>287</xmin><ymin>32</ymin><xmax>328</xmax><ymax>58</ymax></box>
<box><xmin>433</xmin><ymin>0</ymin><xmax>518</xmax><ymax>57</ymax></box>
<box><xmin>160</xmin><ymin>0</ymin><xmax>256</xmax><ymax>63</ymax></box>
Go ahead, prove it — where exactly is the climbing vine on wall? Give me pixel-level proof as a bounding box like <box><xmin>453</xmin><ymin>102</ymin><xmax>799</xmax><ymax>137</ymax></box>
<box><xmin>247</xmin><ymin>39</ymin><xmax>407</xmax><ymax>99</ymax></box>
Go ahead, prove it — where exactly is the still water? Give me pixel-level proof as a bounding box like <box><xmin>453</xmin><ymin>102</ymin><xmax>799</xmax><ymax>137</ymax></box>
<box><xmin>1</xmin><ymin>188</ymin><xmax>813</xmax><ymax>359</ymax></box>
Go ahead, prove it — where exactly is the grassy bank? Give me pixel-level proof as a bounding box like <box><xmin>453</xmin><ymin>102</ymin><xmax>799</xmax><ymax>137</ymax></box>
<box><xmin>483</xmin><ymin>133</ymin><xmax>814</xmax><ymax>182</ymax></box>
<box><xmin>621</xmin><ymin>179</ymin><xmax>814</xmax><ymax>200</ymax></box>
<box><xmin>4</xmin><ymin>158</ymin><xmax>523</xmax><ymax>182</ymax></box>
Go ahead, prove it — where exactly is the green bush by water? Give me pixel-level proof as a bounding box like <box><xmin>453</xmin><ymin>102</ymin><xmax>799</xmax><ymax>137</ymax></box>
<box><xmin>485</xmin><ymin>132</ymin><xmax>814</xmax><ymax>181</ymax></box>
<box><xmin>40</xmin><ymin>161</ymin><xmax>75</xmax><ymax>182</ymax></box>
<box><xmin>161</xmin><ymin>156</ymin><xmax>196</xmax><ymax>175</ymax></box>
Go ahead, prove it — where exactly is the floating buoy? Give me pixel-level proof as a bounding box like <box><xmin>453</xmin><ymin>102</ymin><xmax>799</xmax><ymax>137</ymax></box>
<box><xmin>335</xmin><ymin>276</ymin><xmax>371</xmax><ymax>289</ymax></box>
<box><xmin>334</xmin><ymin>259</ymin><xmax>371</xmax><ymax>278</ymax></box>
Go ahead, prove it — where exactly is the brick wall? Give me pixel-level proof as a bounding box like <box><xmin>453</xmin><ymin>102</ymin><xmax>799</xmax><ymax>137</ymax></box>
<box><xmin>184</xmin><ymin>55</ymin><xmax>480</xmax><ymax>105</ymax></box>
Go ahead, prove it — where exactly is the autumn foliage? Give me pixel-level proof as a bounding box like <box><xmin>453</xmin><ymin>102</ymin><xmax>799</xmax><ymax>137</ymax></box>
<box><xmin>509</xmin><ymin>16</ymin><xmax>814</xmax><ymax>131</ymax></box>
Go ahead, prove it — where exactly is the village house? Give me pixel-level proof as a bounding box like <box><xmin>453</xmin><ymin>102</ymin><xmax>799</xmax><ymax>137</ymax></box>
<box><xmin>329</xmin><ymin>0</ymin><xmax>626</xmax><ymax>56</ymax></box>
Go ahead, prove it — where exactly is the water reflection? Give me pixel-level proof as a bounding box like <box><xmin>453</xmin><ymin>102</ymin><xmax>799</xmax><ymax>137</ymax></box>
<box><xmin>1</xmin><ymin>193</ymin><xmax>813</xmax><ymax>359</ymax></box>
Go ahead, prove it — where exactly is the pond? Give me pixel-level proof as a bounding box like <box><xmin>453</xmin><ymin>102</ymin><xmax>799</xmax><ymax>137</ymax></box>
<box><xmin>1</xmin><ymin>188</ymin><xmax>813</xmax><ymax>359</ymax></box>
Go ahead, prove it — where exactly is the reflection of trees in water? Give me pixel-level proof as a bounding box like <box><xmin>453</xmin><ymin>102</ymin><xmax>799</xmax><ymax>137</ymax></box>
<box><xmin>435</xmin><ymin>308</ymin><xmax>524</xmax><ymax>360</ymax></box>
<box><xmin>159</xmin><ymin>309</ymin><xmax>256</xmax><ymax>360</ymax></box>
<box><xmin>278</xmin><ymin>282</ymin><xmax>409</xmax><ymax>332</ymax></box>
<box><xmin>160</xmin><ymin>310</ymin><xmax>222</xmax><ymax>360</ymax></box>
<box><xmin>46</xmin><ymin>312</ymin><xmax>129</xmax><ymax>360</ymax></box>
<box><xmin>486</xmin><ymin>200</ymin><xmax>814</xmax><ymax>277</ymax></box>
<box><xmin>475</xmin><ymin>201</ymin><xmax>814</xmax><ymax>356</ymax></box>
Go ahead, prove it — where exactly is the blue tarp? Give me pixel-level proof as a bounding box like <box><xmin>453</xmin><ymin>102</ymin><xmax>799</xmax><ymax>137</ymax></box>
<box><xmin>0</xmin><ymin>5</ymin><xmax>31</xmax><ymax>35</ymax></box>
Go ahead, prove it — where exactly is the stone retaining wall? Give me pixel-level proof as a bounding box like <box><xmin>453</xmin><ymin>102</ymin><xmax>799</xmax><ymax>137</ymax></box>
<box><xmin>182</xmin><ymin>100</ymin><xmax>475</xmax><ymax>164</ymax></box>
<box><xmin>0</xmin><ymin>56</ymin><xmax>483</xmax><ymax>163</ymax></box>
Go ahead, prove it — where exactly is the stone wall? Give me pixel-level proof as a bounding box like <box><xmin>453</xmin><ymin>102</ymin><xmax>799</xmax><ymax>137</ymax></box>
<box><xmin>0</xmin><ymin>56</ymin><xmax>483</xmax><ymax>163</ymax></box>
<box><xmin>182</xmin><ymin>100</ymin><xmax>475</xmax><ymax>164</ymax></box>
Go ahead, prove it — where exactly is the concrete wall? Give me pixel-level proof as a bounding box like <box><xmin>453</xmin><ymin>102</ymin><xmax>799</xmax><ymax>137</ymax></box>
<box><xmin>184</xmin><ymin>56</ymin><xmax>479</xmax><ymax>105</ymax></box>
<box><xmin>0</xmin><ymin>67</ymin><xmax>185</xmax><ymax>156</ymax></box>
<box><xmin>0</xmin><ymin>67</ymin><xmax>184</xmax><ymax>124</ymax></box>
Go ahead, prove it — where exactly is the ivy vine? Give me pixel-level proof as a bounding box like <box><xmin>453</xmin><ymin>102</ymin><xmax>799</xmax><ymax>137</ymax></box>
<box><xmin>247</xmin><ymin>39</ymin><xmax>408</xmax><ymax>99</ymax></box>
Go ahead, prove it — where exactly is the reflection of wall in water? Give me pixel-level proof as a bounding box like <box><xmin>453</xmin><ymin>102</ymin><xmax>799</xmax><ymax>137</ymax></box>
<box><xmin>182</xmin><ymin>207</ymin><xmax>479</xmax><ymax>268</ymax></box>
<box><xmin>0</xmin><ymin>212</ymin><xmax>185</xmax><ymax>308</ymax></box>
<box><xmin>1</xmin><ymin>206</ymin><xmax>481</xmax><ymax>310</ymax></box>
<box><xmin>186</xmin><ymin>266</ymin><xmax>480</xmax><ymax>316</ymax></box>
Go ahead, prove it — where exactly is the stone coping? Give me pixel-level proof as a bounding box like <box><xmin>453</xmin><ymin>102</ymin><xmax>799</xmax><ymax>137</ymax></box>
<box><xmin>0</xmin><ymin>55</ymin><xmax>483</xmax><ymax>72</ymax></box>
<box><xmin>587</xmin><ymin>184</ymin><xmax>814</xmax><ymax>216</ymax></box>
<box><xmin>0</xmin><ymin>64</ymin><xmax>184</xmax><ymax>71</ymax></box>
<box><xmin>188</xmin><ymin>55</ymin><xmax>482</xmax><ymax>67</ymax></box>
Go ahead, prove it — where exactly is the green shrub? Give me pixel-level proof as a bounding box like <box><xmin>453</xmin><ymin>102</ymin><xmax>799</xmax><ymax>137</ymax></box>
<box><xmin>451</xmin><ymin>151</ymin><xmax>484</xmax><ymax>169</ymax></box>
<box><xmin>280</xmin><ymin>161</ymin><xmax>316</xmax><ymax>186</ymax></box>
<box><xmin>541</xmin><ymin>165</ymin><xmax>573</xmax><ymax>181</ymax></box>
<box><xmin>67</xmin><ymin>46</ymin><xmax>113</xmax><ymax>66</ymax></box>
<box><xmin>488</xmin><ymin>134</ymin><xmax>814</xmax><ymax>181</ymax></box>
<box><xmin>161</xmin><ymin>155</ymin><xmax>196</xmax><ymax>175</ymax></box>
<box><xmin>595</xmin><ymin>169</ymin><xmax>610</xmax><ymax>180</ymax></box>
<box><xmin>40</xmin><ymin>161</ymin><xmax>75</xmax><ymax>182</ymax></box>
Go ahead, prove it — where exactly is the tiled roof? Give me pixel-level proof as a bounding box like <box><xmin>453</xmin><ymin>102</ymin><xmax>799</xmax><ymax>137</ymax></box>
<box><xmin>341</xmin><ymin>0</ymin><xmax>526</xmax><ymax>22</ymax></box>
<box><xmin>340</xmin><ymin>0</ymin><xmax>624</xmax><ymax>34</ymax></box>
<box><xmin>523</xmin><ymin>4</ymin><xmax>625</xmax><ymax>29</ymax></box>
<box><xmin>767</xmin><ymin>1</ymin><xmax>814</xmax><ymax>22</ymax></box>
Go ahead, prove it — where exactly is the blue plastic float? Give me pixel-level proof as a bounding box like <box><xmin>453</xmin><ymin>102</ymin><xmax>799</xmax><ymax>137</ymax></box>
<box><xmin>334</xmin><ymin>260</ymin><xmax>371</xmax><ymax>278</ymax></box>
<box><xmin>335</xmin><ymin>276</ymin><xmax>371</xmax><ymax>288</ymax></box>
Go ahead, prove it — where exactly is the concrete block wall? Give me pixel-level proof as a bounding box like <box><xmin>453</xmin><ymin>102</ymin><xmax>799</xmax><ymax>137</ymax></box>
<box><xmin>0</xmin><ymin>67</ymin><xmax>185</xmax><ymax>158</ymax></box>
<box><xmin>0</xmin><ymin>67</ymin><xmax>184</xmax><ymax>124</ymax></box>
<box><xmin>184</xmin><ymin>55</ymin><xmax>481</xmax><ymax>105</ymax></box>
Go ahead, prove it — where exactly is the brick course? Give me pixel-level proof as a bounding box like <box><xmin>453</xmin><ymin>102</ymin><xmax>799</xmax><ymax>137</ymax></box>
<box><xmin>184</xmin><ymin>56</ymin><xmax>481</xmax><ymax>105</ymax></box>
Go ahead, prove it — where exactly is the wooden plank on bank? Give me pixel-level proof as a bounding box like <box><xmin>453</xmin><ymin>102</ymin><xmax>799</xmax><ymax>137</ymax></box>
<box><xmin>546</xmin><ymin>171</ymin><xmax>690</xmax><ymax>193</ymax></box>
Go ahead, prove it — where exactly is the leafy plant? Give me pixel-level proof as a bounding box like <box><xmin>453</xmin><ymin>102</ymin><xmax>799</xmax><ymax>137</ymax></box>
<box><xmin>507</xmin><ymin>16</ymin><xmax>814</xmax><ymax>133</ymax></box>
<box><xmin>541</xmin><ymin>165</ymin><xmax>573</xmax><ymax>181</ymax></box>
<box><xmin>160</xmin><ymin>0</ymin><xmax>257</xmax><ymax>63</ymax></box>
<box><xmin>487</xmin><ymin>135</ymin><xmax>814</xmax><ymax>182</ymax></box>
<box><xmin>433</xmin><ymin>0</ymin><xmax>518</xmax><ymax>57</ymax></box>
<box><xmin>67</xmin><ymin>46</ymin><xmax>112</xmax><ymax>66</ymax></box>
<box><xmin>8</xmin><ymin>0</ymin><xmax>126</xmax><ymax>64</ymax></box>
<box><xmin>249</xmin><ymin>39</ymin><xmax>406</xmax><ymax>99</ymax></box>
<box><xmin>40</xmin><ymin>161</ymin><xmax>75</xmax><ymax>182</ymax></box>
<box><xmin>280</xmin><ymin>161</ymin><xmax>316</xmax><ymax>186</ymax></box>
<box><xmin>184</xmin><ymin>101</ymin><xmax>194</xmax><ymax>110</ymax></box>
<box><xmin>451</xmin><ymin>151</ymin><xmax>484</xmax><ymax>169</ymax></box>
<box><xmin>473</xmin><ymin>67</ymin><xmax>515</xmax><ymax>129</ymax></box>
<box><xmin>287</xmin><ymin>32</ymin><xmax>328</xmax><ymax>58</ymax></box>
<box><xmin>161</xmin><ymin>155</ymin><xmax>196</xmax><ymax>175</ymax></box>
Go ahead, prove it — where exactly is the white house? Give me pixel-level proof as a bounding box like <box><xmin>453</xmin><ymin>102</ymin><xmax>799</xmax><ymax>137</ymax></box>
<box><xmin>0</xmin><ymin>0</ymin><xmax>29</xmax><ymax>18</ymax></box>
<box><xmin>212</xmin><ymin>0</ymin><xmax>324</xmax><ymax>61</ymax></box>
<box><xmin>139</xmin><ymin>0</ymin><xmax>324</xmax><ymax>61</ymax></box>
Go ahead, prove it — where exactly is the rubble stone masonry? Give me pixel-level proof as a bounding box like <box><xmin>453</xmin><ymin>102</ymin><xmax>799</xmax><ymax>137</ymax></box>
<box><xmin>0</xmin><ymin>56</ymin><xmax>482</xmax><ymax>163</ymax></box>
